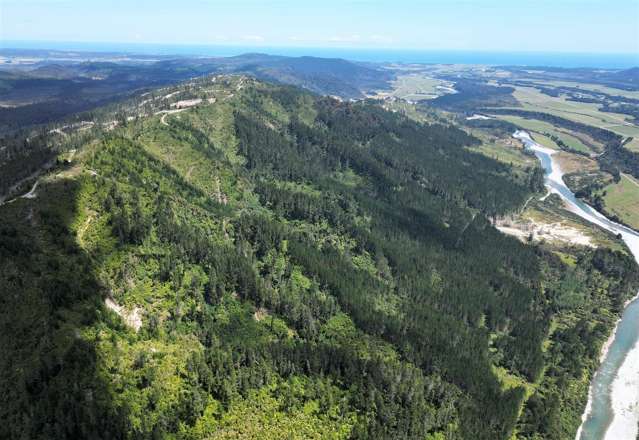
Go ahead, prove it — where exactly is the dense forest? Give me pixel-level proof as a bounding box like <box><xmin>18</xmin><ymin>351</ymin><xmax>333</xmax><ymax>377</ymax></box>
<box><xmin>0</xmin><ymin>52</ymin><xmax>391</xmax><ymax>131</ymax></box>
<box><xmin>1</xmin><ymin>77</ymin><xmax>637</xmax><ymax>440</ymax></box>
<box><xmin>428</xmin><ymin>80</ymin><xmax>518</xmax><ymax>112</ymax></box>
<box><xmin>599</xmin><ymin>141</ymin><xmax>639</xmax><ymax>181</ymax></box>
<box><xmin>501</xmin><ymin>66</ymin><xmax>639</xmax><ymax>92</ymax></box>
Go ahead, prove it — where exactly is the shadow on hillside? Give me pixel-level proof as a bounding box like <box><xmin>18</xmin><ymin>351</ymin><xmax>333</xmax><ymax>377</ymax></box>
<box><xmin>0</xmin><ymin>178</ymin><xmax>126</xmax><ymax>439</ymax></box>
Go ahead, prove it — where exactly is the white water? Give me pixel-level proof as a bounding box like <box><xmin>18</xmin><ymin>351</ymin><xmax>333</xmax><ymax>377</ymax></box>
<box><xmin>513</xmin><ymin>131</ymin><xmax>639</xmax><ymax>440</ymax></box>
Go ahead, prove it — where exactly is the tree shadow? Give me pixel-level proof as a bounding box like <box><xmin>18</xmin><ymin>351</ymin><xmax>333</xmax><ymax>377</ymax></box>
<box><xmin>0</xmin><ymin>177</ymin><xmax>126</xmax><ymax>439</ymax></box>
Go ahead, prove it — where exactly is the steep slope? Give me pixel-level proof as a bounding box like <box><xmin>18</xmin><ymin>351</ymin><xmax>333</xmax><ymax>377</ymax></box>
<box><xmin>1</xmin><ymin>77</ymin><xmax>637</xmax><ymax>440</ymax></box>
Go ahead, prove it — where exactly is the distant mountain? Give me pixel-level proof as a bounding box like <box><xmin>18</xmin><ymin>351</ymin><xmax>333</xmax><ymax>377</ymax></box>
<box><xmin>28</xmin><ymin>64</ymin><xmax>82</xmax><ymax>79</ymax></box>
<box><xmin>0</xmin><ymin>51</ymin><xmax>392</xmax><ymax>131</ymax></box>
<box><xmin>154</xmin><ymin>53</ymin><xmax>393</xmax><ymax>98</ymax></box>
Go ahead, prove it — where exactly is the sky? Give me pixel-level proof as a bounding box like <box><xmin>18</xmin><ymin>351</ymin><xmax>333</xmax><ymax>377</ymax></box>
<box><xmin>1</xmin><ymin>0</ymin><xmax>638</xmax><ymax>54</ymax></box>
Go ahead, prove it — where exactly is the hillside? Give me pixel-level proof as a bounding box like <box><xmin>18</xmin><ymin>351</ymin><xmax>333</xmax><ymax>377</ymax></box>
<box><xmin>1</xmin><ymin>76</ymin><xmax>638</xmax><ymax>440</ymax></box>
<box><xmin>159</xmin><ymin>53</ymin><xmax>392</xmax><ymax>98</ymax></box>
<box><xmin>0</xmin><ymin>51</ymin><xmax>392</xmax><ymax>132</ymax></box>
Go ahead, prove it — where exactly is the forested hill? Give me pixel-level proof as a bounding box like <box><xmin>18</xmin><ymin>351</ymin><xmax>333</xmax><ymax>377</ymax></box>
<box><xmin>0</xmin><ymin>51</ymin><xmax>391</xmax><ymax>132</ymax></box>
<box><xmin>1</xmin><ymin>76</ymin><xmax>637</xmax><ymax>440</ymax></box>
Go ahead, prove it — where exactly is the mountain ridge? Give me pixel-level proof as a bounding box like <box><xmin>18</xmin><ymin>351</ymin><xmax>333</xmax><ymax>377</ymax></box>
<box><xmin>1</xmin><ymin>75</ymin><xmax>638</xmax><ymax>440</ymax></box>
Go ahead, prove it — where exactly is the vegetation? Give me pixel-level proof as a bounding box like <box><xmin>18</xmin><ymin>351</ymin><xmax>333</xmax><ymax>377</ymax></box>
<box><xmin>517</xmin><ymin>246</ymin><xmax>639</xmax><ymax>439</ymax></box>
<box><xmin>500</xmin><ymin>66</ymin><xmax>639</xmax><ymax>93</ymax></box>
<box><xmin>428</xmin><ymin>80</ymin><xmax>518</xmax><ymax>112</ymax></box>
<box><xmin>510</xmin><ymin>85</ymin><xmax>635</xmax><ymax>127</ymax></box>
<box><xmin>597</xmin><ymin>174</ymin><xmax>639</xmax><ymax>230</ymax></box>
<box><xmin>0</xmin><ymin>52</ymin><xmax>391</xmax><ymax>132</ymax></box>
<box><xmin>491</xmin><ymin>114</ymin><xmax>592</xmax><ymax>154</ymax></box>
<box><xmin>600</xmin><ymin>142</ymin><xmax>639</xmax><ymax>181</ymax></box>
<box><xmin>1</xmin><ymin>77</ymin><xmax>637</xmax><ymax>440</ymax></box>
<box><xmin>487</xmin><ymin>109</ymin><xmax>622</xmax><ymax>147</ymax></box>
<box><xmin>383</xmin><ymin>73</ymin><xmax>453</xmax><ymax>101</ymax></box>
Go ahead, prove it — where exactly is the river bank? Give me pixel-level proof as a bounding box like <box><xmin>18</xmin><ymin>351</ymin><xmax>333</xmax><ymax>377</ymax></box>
<box><xmin>513</xmin><ymin>130</ymin><xmax>639</xmax><ymax>440</ymax></box>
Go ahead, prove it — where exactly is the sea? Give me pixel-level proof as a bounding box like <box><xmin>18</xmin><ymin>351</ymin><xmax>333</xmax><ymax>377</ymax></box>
<box><xmin>1</xmin><ymin>40</ymin><xmax>638</xmax><ymax>69</ymax></box>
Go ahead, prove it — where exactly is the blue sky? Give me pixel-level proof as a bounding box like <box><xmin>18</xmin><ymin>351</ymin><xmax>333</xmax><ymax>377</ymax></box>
<box><xmin>1</xmin><ymin>0</ymin><xmax>638</xmax><ymax>53</ymax></box>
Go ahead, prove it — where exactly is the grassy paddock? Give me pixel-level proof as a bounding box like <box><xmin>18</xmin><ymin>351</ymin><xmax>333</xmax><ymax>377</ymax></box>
<box><xmin>521</xmin><ymin>79</ymin><xmax>639</xmax><ymax>100</ymax></box>
<box><xmin>506</xmin><ymin>86</ymin><xmax>639</xmax><ymax>142</ymax></box>
<box><xmin>601</xmin><ymin>174</ymin><xmax>639</xmax><ymax>230</ymax></box>
<box><xmin>384</xmin><ymin>73</ymin><xmax>453</xmax><ymax>101</ymax></box>
<box><xmin>623</xmin><ymin>138</ymin><xmax>639</xmax><ymax>153</ymax></box>
<box><xmin>492</xmin><ymin>114</ymin><xmax>593</xmax><ymax>153</ymax></box>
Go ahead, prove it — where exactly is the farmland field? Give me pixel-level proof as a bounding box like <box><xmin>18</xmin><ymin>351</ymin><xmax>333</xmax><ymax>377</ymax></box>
<box><xmin>504</xmin><ymin>86</ymin><xmax>639</xmax><ymax>142</ymax></box>
<box><xmin>624</xmin><ymin>137</ymin><xmax>639</xmax><ymax>152</ymax></box>
<box><xmin>601</xmin><ymin>174</ymin><xmax>639</xmax><ymax>230</ymax></box>
<box><xmin>382</xmin><ymin>73</ymin><xmax>454</xmax><ymax>101</ymax></box>
<box><xmin>467</xmin><ymin>139</ymin><xmax>538</xmax><ymax>168</ymax></box>
<box><xmin>520</xmin><ymin>78</ymin><xmax>639</xmax><ymax>100</ymax></box>
<box><xmin>531</xmin><ymin>132</ymin><xmax>560</xmax><ymax>150</ymax></box>
<box><xmin>492</xmin><ymin>114</ymin><xmax>593</xmax><ymax>153</ymax></box>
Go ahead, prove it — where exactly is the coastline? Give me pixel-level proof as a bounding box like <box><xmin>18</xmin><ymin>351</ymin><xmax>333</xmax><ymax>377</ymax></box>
<box><xmin>3</xmin><ymin>42</ymin><xmax>638</xmax><ymax>68</ymax></box>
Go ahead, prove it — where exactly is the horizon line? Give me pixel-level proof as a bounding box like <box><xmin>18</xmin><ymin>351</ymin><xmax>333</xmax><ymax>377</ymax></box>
<box><xmin>2</xmin><ymin>39</ymin><xmax>638</xmax><ymax>57</ymax></box>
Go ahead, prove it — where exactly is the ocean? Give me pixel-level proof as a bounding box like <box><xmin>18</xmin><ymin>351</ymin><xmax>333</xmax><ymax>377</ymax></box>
<box><xmin>2</xmin><ymin>40</ymin><xmax>638</xmax><ymax>69</ymax></box>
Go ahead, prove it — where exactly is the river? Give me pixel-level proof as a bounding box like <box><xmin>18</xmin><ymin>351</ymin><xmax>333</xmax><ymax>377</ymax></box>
<box><xmin>513</xmin><ymin>130</ymin><xmax>639</xmax><ymax>440</ymax></box>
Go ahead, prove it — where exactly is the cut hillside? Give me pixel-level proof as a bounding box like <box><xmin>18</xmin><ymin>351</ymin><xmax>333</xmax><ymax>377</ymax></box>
<box><xmin>1</xmin><ymin>76</ymin><xmax>637</xmax><ymax>440</ymax></box>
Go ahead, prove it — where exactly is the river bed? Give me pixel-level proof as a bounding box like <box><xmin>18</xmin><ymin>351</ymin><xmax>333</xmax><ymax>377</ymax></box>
<box><xmin>513</xmin><ymin>130</ymin><xmax>639</xmax><ymax>440</ymax></box>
